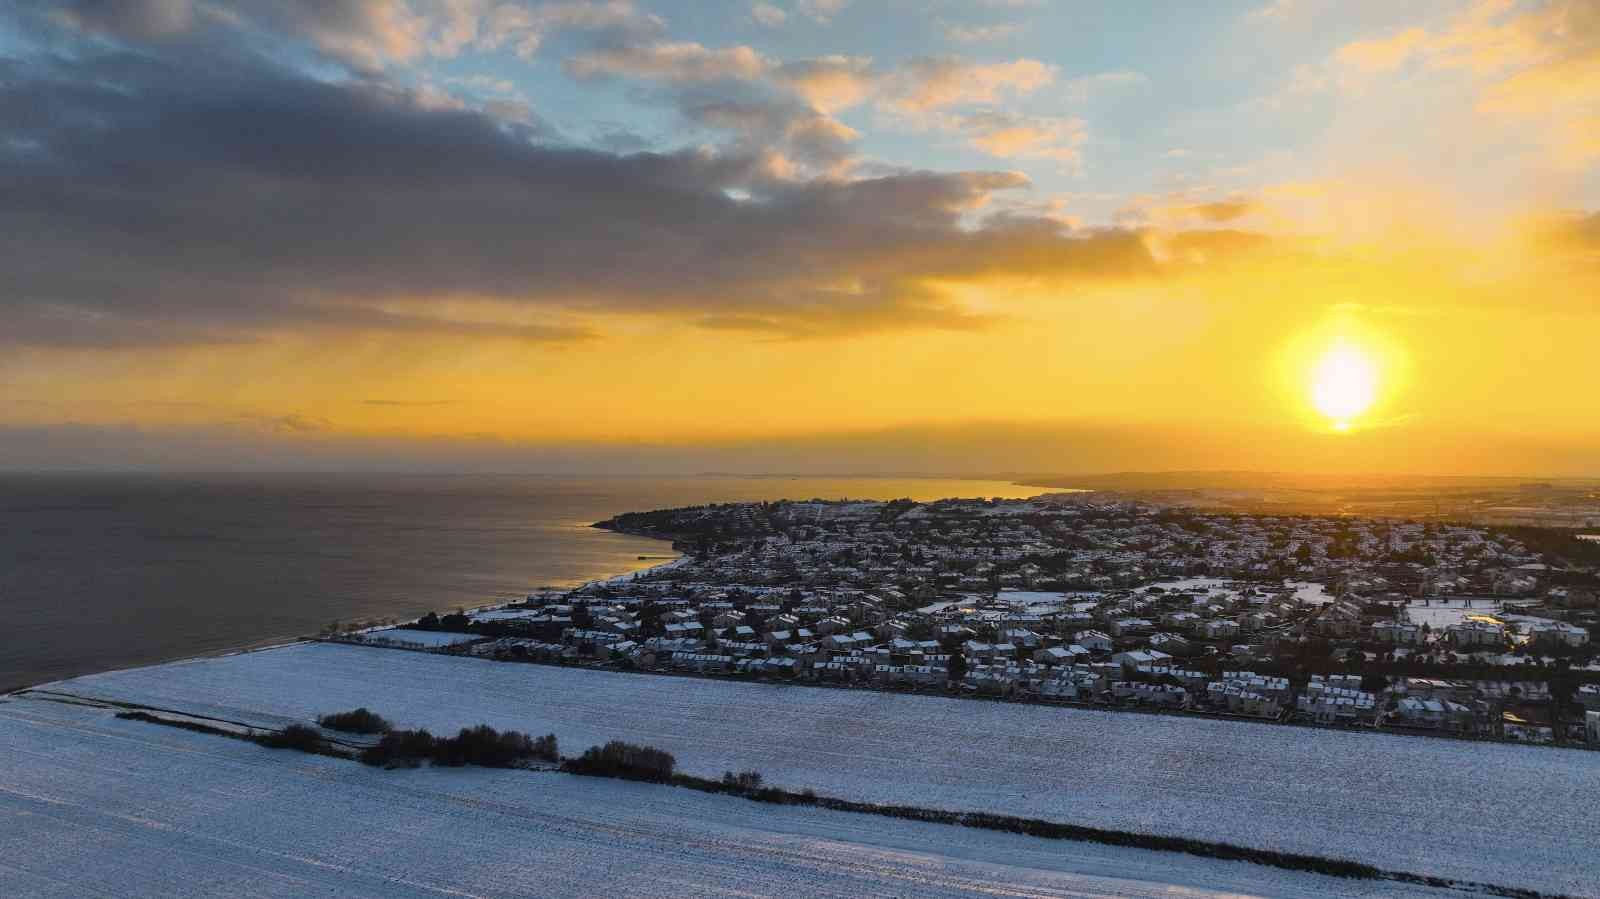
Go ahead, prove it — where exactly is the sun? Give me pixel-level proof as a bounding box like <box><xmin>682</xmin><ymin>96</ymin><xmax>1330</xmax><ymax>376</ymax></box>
<box><xmin>1309</xmin><ymin>341</ymin><xmax>1379</xmax><ymax>431</ymax></box>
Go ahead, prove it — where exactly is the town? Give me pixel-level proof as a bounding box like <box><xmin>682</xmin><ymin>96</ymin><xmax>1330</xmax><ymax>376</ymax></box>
<box><xmin>338</xmin><ymin>494</ymin><xmax>1600</xmax><ymax>747</ymax></box>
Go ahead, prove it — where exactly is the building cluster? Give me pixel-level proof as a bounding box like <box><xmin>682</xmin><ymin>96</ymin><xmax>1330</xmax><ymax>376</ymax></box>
<box><xmin>355</xmin><ymin>495</ymin><xmax>1600</xmax><ymax>746</ymax></box>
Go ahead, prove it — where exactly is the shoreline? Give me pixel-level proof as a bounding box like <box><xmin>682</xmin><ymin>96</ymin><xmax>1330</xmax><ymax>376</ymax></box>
<box><xmin>3</xmin><ymin>529</ymin><xmax>683</xmax><ymax>697</ymax></box>
<box><xmin>2</xmin><ymin>475</ymin><xmax>1055</xmax><ymax>695</ymax></box>
<box><xmin>11</xmin><ymin>521</ymin><xmax>1592</xmax><ymax>754</ymax></box>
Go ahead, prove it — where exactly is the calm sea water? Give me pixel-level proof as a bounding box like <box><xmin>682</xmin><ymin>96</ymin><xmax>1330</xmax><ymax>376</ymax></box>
<box><xmin>0</xmin><ymin>474</ymin><xmax>1041</xmax><ymax>690</ymax></box>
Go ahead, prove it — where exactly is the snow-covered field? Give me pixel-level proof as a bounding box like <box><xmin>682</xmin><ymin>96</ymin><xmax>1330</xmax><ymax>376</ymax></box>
<box><xmin>0</xmin><ymin>695</ymin><xmax>1495</xmax><ymax>898</ymax></box>
<box><xmin>34</xmin><ymin>643</ymin><xmax>1600</xmax><ymax>896</ymax></box>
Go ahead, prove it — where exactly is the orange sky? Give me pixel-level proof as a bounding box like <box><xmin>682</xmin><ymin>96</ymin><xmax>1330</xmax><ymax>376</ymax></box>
<box><xmin>2</xmin><ymin>1</ymin><xmax>1597</xmax><ymax>475</ymax></box>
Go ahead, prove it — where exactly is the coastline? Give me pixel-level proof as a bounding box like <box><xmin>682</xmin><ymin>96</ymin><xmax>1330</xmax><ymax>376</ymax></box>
<box><xmin>578</xmin><ymin>553</ymin><xmax>686</xmax><ymax>588</ymax></box>
<box><xmin>3</xmin><ymin>527</ymin><xmax>682</xmax><ymax>697</ymax></box>
<box><xmin>2</xmin><ymin>475</ymin><xmax>1048</xmax><ymax>694</ymax></box>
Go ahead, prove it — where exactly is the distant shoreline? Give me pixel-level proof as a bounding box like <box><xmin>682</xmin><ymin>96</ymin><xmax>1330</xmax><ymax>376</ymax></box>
<box><xmin>6</xmin><ymin>472</ymin><xmax>1038</xmax><ymax>693</ymax></box>
<box><xmin>2</xmin><ymin>527</ymin><xmax>682</xmax><ymax>697</ymax></box>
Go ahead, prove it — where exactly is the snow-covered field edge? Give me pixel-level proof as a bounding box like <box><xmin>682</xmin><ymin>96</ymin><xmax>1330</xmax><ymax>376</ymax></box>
<box><xmin>65</xmin><ymin>690</ymin><xmax>1583</xmax><ymax>899</ymax></box>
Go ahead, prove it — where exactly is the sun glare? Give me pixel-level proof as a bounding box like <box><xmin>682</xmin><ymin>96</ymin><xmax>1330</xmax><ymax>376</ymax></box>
<box><xmin>1310</xmin><ymin>341</ymin><xmax>1379</xmax><ymax>430</ymax></box>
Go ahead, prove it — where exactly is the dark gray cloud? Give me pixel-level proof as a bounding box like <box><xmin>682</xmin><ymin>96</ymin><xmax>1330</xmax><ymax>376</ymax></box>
<box><xmin>0</xmin><ymin>4</ymin><xmax>1180</xmax><ymax>349</ymax></box>
<box><xmin>677</xmin><ymin>93</ymin><xmax>858</xmax><ymax>170</ymax></box>
<box><xmin>50</xmin><ymin>0</ymin><xmax>197</xmax><ymax>39</ymax></box>
<box><xmin>45</xmin><ymin>0</ymin><xmax>421</xmax><ymax>70</ymax></box>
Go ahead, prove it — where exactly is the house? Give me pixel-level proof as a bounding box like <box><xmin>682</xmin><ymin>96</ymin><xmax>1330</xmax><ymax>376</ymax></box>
<box><xmin>876</xmin><ymin>620</ymin><xmax>912</xmax><ymax>640</ymax></box>
<box><xmin>1033</xmin><ymin>645</ymin><xmax>1088</xmax><ymax>665</ymax></box>
<box><xmin>1372</xmin><ymin>620</ymin><xmax>1421</xmax><ymax>644</ymax></box>
<box><xmin>1242</xmin><ymin>611</ymin><xmax>1277</xmax><ymax>632</ymax></box>
<box><xmin>823</xmin><ymin>632</ymin><xmax>866</xmax><ymax>650</ymax></box>
<box><xmin>1112</xmin><ymin>680</ymin><xmax>1182</xmax><ymax>705</ymax></box>
<box><xmin>1113</xmin><ymin>649</ymin><xmax>1171</xmax><ymax>669</ymax></box>
<box><xmin>963</xmin><ymin>640</ymin><xmax>1007</xmax><ymax>660</ymax></box>
<box><xmin>999</xmin><ymin>627</ymin><xmax>1043</xmax><ymax>649</ymax></box>
<box><xmin>1074</xmin><ymin>630</ymin><xmax>1113</xmax><ymax>652</ymax></box>
<box><xmin>1106</xmin><ymin>617</ymin><xmax>1153</xmax><ymax>637</ymax></box>
<box><xmin>815</xmin><ymin>616</ymin><xmax>852</xmax><ymax>636</ymax></box>
<box><xmin>1526</xmin><ymin>620</ymin><xmax>1590</xmax><ymax>648</ymax></box>
<box><xmin>1502</xmin><ymin>712</ymin><xmax>1553</xmax><ymax>743</ymax></box>
<box><xmin>1396</xmin><ymin>696</ymin><xmax>1446</xmax><ymax>727</ymax></box>
<box><xmin>1579</xmin><ymin>684</ymin><xmax>1600</xmax><ymax>712</ymax></box>
<box><xmin>1148</xmin><ymin>632</ymin><xmax>1191</xmax><ymax>654</ymax></box>
<box><xmin>1162</xmin><ymin>610</ymin><xmax>1201</xmax><ymax>630</ymax></box>
<box><xmin>1206</xmin><ymin>680</ymin><xmax>1281</xmax><ymax>718</ymax></box>
<box><xmin>1449</xmin><ymin>617</ymin><xmax>1506</xmax><ymax>648</ymax></box>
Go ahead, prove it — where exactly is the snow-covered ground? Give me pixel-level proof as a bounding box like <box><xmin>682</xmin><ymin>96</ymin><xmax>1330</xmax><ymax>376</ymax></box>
<box><xmin>995</xmin><ymin>590</ymin><xmax>1067</xmax><ymax>606</ymax></box>
<box><xmin>33</xmin><ymin>643</ymin><xmax>1600</xmax><ymax>896</ymax></box>
<box><xmin>1286</xmin><ymin>580</ymin><xmax>1336</xmax><ymax>605</ymax></box>
<box><xmin>468</xmin><ymin>608</ymin><xmax>544</xmax><ymax>621</ymax></box>
<box><xmin>1143</xmin><ymin>577</ymin><xmax>1236</xmax><ymax>593</ymax></box>
<box><xmin>0</xmin><ymin>695</ymin><xmax>1496</xmax><ymax>899</ymax></box>
<box><xmin>993</xmin><ymin>591</ymin><xmax>1105</xmax><ymax>614</ymax></box>
<box><xmin>355</xmin><ymin>628</ymin><xmax>481</xmax><ymax>647</ymax></box>
<box><xmin>1405</xmin><ymin>598</ymin><xmax>1542</xmax><ymax>629</ymax></box>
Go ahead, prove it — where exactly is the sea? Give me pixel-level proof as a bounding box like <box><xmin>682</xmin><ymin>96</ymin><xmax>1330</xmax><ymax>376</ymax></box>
<box><xmin>0</xmin><ymin>473</ymin><xmax>1045</xmax><ymax>691</ymax></box>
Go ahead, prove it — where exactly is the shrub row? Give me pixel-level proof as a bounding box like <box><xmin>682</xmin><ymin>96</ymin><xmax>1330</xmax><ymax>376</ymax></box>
<box><xmin>720</xmin><ymin>770</ymin><xmax>763</xmax><ymax>792</ymax></box>
<box><xmin>116</xmin><ymin>710</ymin><xmax>238</xmax><ymax>738</ymax></box>
<box><xmin>655</xmin><ymin>773</ymin><xmax>1567</xmax><ymax>898</ymax></box>
<box><xmin>561</xmin><ymin>740</ymin><xmax>676</xmax><ymax>782</ymax></box>
<box><xmin>256</xmin><ymin>723</ymin><xmax>351</xmax><ymax>758</ymax></box>
<box><xmin>360</xmin><ymin>725</ymin><xmax>558</xmax><ymax>769</ymax></box>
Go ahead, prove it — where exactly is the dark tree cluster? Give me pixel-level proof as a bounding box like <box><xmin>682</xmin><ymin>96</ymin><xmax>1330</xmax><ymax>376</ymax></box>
<box><xmin>563</xmin><ymin>740</ymin><xmax>677</xmax><ymax>782</ymax></box>
<box><xmin>359</xmin><ymin>725</ymin><xmax>558</xmax><ymax>768</ymax></box>
<box><xmin>411</xmin><ymin>609</ymin><xmax>476</xmax><ymax>633</ymax></box>
<box><xmin>257</xmin><ymin>724</ymin><xmax>336</xmax><ymax>754</ymax></box>
<box><xmin>317</xmin><ymin>708</ymin><xmax>392</xmax><ymax>735</ymax></box>
<box><xmin>721</xmin><ymin>770</ymin><xmax>764</xmax><ymax>792</ymax></box>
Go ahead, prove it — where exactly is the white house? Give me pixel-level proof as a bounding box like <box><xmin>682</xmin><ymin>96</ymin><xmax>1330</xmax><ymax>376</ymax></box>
<box><xmin>1113</xmin><ymin>649</ymin><xmax>1171</xmax><ymax>669</ymax></box>
<box><xmin>1526</xmin><ymin>620</ymin><xmax>1589</xmax><ymax>648</ymax></box>
<box><xmin>1074</xmin><ymin>629</ymin><xmax>1113</xmax><ymax>652</ymax></box>
<box><xmin>1034</xmin><ymin>645</ymin><xmax>1089</xmax><ymax>665</ymax></box>
<box><xmin>1149</xmin><ymin>632</ymin><xmax>1191</xmax><ymax>653</ymax></box>
<box><xmin>1372</xmin><ymin>620</ymin><xmax>1421</xmax><ymax>645</ymax></box>
<box><xmin>1107</xmin><ymin>617</ymin><xmax>1153</xmax><ymax>637</ymax></box>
